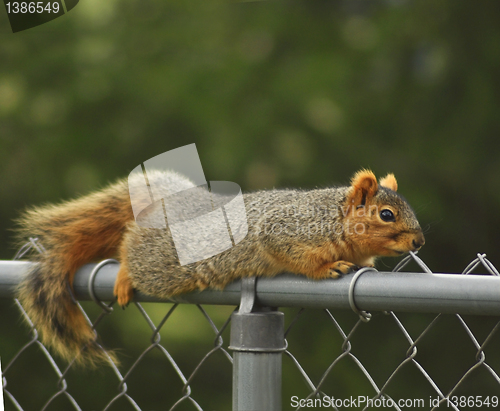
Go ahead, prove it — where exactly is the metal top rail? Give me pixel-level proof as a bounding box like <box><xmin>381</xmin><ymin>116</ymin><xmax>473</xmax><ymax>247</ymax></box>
<box><xmin>1</xmin><ymin>260</ymin><xmax>499</xmax><ymax>316</ymax></box>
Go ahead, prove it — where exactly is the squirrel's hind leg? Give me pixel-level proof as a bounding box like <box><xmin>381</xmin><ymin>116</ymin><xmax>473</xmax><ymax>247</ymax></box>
<box><xmin>113</xmin><ymin>242</ymin><xmax>134</xmax><ymax>307</ymax></box>
<box><xmin>114</xmin><ymin>265</ymin><xmax>134</xmax><ymax>307</ymax></box>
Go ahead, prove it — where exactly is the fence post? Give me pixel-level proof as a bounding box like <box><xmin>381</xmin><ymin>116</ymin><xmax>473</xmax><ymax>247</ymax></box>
<box><xmin>229</xmin><ymin>278</ymin><xmax>285</xmax><ymax>411</ymax></box>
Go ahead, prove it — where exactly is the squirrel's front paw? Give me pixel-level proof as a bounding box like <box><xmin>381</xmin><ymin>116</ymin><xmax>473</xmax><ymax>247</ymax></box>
<box><xmin>329</xmin><ymin>260</ymin><xmax>360</xmax><ymax>278</ymax></box>
<box><xmin>309</xmin><ymin>260</ymin><xmax>360</xmax><ymax>280</ymax></box>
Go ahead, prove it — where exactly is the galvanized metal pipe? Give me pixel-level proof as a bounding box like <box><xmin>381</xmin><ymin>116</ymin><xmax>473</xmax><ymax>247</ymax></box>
<box><xmin>229</xmin><ymin>310</ymin><xmax>285</xmax><ymax>411</ymax></box>
<box><xmin>1</xmin><ymin>261</ymin><xmax>499</xmax><ymax>316</ymax></box>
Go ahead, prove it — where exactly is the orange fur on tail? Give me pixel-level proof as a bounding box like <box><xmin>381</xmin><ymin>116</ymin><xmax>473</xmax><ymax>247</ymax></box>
<box><xmin>15</xmin><ymin>178</ymin><xmax>133</xmax><ymax>366</ymax></box>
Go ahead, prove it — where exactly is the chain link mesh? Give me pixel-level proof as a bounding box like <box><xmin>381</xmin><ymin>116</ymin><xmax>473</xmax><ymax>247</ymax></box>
<box><xmin>1</xmin><ymin>242</ymin><xmax>499</xmax><ymax>410</ymax></box>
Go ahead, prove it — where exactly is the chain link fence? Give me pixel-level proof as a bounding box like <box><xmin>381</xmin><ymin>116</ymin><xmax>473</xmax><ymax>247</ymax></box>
<box><xmin>1</xmin><ymin>242</ymin><xmax>499</xmax><ymax>410</ymax></box>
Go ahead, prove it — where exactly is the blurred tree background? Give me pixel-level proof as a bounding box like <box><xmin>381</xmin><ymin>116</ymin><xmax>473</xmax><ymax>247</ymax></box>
<box><xmin>1</xmin><ymin>0</ymin><xmax>500</xmax><ymax>410</ymax></box>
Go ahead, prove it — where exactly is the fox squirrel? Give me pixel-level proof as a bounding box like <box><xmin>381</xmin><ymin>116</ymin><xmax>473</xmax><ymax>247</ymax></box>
<box><xmin>15</xmin><ymin>169</ymin><xmax>424</xmax><ymax>366</ymax></box>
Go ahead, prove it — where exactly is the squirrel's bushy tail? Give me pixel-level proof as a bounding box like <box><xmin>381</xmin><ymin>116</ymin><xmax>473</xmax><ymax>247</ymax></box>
<box><xmin>16</xmin><ymin>179</ymin><xmax>133</xmax><ymax>366</ymax></box>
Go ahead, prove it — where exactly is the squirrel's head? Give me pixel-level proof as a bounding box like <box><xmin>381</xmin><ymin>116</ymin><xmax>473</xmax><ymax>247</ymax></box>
<box><xmin>343</xmin><ymin>169</ymin><xmax>425</xmax><ymax>259</ymax></box>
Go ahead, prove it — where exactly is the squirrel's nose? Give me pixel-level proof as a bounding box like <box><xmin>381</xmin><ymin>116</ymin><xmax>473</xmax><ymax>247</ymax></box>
<box><xmin>412</xmin><ymin>232</ymin><xmax>425</xmax><ymax>250</ymax></box>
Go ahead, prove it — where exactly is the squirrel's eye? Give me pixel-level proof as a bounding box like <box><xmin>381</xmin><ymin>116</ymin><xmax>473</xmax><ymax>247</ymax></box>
<box><xmin>380</xmin><ymin>209</ymin><xmax>395</xmax><ymax>222</ymax></box>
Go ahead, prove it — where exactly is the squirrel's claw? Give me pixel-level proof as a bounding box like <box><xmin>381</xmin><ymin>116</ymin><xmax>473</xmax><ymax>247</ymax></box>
<box><xmin>311</xmin><ymin>260</ymin><xmax>360</xmax><ymax>279</ymax></box>
<box><xmin>330</xmin><ymin>261</ymin><xmax>360</xmax><ymax>278</ymax></box>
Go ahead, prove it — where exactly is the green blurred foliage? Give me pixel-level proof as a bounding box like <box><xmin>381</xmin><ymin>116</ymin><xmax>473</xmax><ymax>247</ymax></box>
<box><xmin>1</xmin><ymin>0</ymin><xmax>500</xmax><ymax>409</ymax></box>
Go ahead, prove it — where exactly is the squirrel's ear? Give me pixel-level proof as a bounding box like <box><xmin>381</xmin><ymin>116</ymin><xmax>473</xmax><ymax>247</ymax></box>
<box><xmin>379</xmin><ymin>173</ymin><xmax>398</xmax><ymax>191</ymax></box>
<box><xmin>348</xmin><ymin>169</ymin><xmax>378</xmax><ymax>206</ymax></box>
